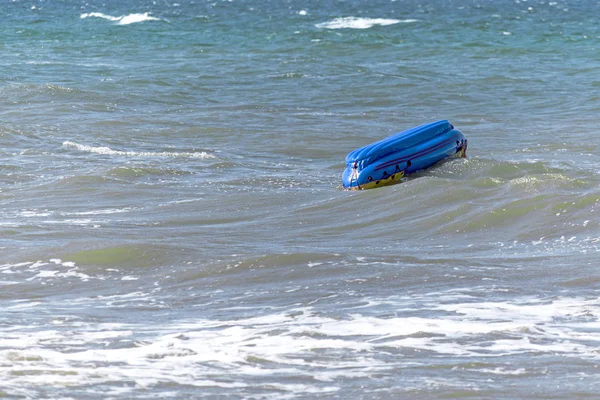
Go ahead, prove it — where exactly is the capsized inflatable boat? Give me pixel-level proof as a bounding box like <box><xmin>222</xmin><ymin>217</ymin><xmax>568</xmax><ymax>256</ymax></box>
<box><xmin>342</xmin><ymin>120</ymin><xmax>467</xmax><ymax>190</ymax></box>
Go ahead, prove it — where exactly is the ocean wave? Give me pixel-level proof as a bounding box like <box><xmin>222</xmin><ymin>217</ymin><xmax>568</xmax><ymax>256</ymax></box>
<box><xmin>315</xmin><ymin>17</ymin><xmax>417</xmax><ymax>30</ymax></box>
<box><xmin>3</xmin><ymin>294</ymin><xmax>600</xmax><ymax>398</ymax></box>
<box><xmin>80</xmin><ymin>12</ymin><xmax>161</xmax><ymax>25</ymax></box>
<box><xmin>62</xmin><ymin>141</ymin><xmax>216</xmax><ymax>159</ymax></box>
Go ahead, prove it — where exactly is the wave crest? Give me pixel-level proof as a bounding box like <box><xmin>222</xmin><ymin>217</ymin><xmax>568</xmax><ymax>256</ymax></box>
<box><xmin>80</xmin><ymin>12</ymin><xmax>161</xmax><ymax>25</ymax></box>
<box><xmin>315</xmin><ymin>17</ymin><xmax>417</xmax><ymax>30</ymax></box>
<box><xmin>63</xmin><ymin>141</ymin><xmax>216</xmax><ymax>159</ymax></box>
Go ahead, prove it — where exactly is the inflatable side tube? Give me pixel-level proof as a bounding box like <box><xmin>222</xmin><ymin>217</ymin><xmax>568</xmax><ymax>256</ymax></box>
<box><xmin>342</xmin><ymin>120</ymin><xmax>467</xmax><ymax>190</ymax></box>
<box><xmin>345</xmin><ymin>120</ymin><xmax>453</xmax><ymax>171</ymax></box>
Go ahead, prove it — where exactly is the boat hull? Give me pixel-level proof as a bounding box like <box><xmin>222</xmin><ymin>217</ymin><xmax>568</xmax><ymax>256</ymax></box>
<box><xmin>342</xmin><ymin>120</ymin><xmax>467</xmax><ymax>190</ymax></box>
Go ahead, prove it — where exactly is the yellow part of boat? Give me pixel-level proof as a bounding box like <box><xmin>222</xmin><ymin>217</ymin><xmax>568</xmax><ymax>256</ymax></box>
<box><xmin>349</xmin><ymin>170</ymin><xmax>405</xmax><ymax>191</ymax></box>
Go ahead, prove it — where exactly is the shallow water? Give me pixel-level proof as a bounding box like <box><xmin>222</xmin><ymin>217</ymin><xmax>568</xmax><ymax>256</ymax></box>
<box><xmin>2</xmin><ymin>0</ymin><xmax>600</xmax><ymax>398</ymax></box>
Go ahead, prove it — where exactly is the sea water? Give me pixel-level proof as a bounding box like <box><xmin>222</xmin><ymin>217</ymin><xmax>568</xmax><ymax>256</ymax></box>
<box><xmin>1</xmin><ymin>0</ymin><xmax>600</xmax><ymax>398</ymax></box>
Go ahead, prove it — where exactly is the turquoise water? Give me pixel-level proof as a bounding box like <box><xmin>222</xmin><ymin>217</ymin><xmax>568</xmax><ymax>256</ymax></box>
<box><xmin>2</xmin><ymin>0</ymin><xmax>600</xmax><ymax>398</ymax></box>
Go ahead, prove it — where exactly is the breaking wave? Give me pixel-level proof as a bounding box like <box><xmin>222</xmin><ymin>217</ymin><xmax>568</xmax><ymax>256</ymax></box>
<box><xmin>315</xmin><ymin>17</ymin><xmax>417</xmax><ymax>30</ymax></box>
<box><xmin>80</xmin><ymin>12</ymin><xmax>161</xmax><ymax>25</ymax></box>
<box><xmin>62</xmin><ymin>141</ymin><xmax>216</xmax><ymax>159</ymax></box>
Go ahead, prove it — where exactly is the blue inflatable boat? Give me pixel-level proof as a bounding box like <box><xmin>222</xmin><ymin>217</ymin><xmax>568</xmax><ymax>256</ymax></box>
<box><xmin>342</xmin><ymin>120</ymin><xmax>467</xmax><ymax>190</ymax></box>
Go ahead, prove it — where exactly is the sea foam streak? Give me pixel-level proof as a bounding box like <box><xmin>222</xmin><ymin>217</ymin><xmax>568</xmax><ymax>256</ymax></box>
<box><xmin>80</xmin><ymin>12</ymin><xmax>161</xmax><ymax>25</ymax></box>
<box><xmin>63</xmin><ymin>141</ymin><xmax>215</xmax><ymax>159</ymax></box>
<box><xmin>315</xmin><ymin>17</ymin><xmax>417</xmax><ymax>29</ymax></box>
<box><xmin>1</xmin><ymin>259</ymin><xmax>91</xmax><ymax>283</ymax></box>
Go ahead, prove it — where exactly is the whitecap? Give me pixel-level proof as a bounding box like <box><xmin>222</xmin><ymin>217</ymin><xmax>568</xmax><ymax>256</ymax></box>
<box><xmin>80</xmin><ymin>12</ymin><xmax>161</xmax><ymax>25</ymax></box>
<box><xmin>62</xmin><ymin>141</ymin><xmax>216</xmax><ymax>159</ymax></box>
<box><xmin>118</xmin><ymin>13</ymin><xmax>161</xmax><ymax>25</ymax></box>
<box><xmin>80</xmin><ymin>12</ymin><xmax>121</xmax><ymax>22</ymax></box>
<box><xmin>315</xmin><ymin>17</ymin><xmax>417</xmax><ymax>30</ymax></box>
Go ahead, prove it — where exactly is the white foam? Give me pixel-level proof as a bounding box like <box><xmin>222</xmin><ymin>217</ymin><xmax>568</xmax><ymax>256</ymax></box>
<box><xmin>119</xmin><ymin>13</ymin><xmax>161</xmax><ymax>25</ymax></box>
<box><xmin>1</xmin><ymin>259</ymin><xmax>99</xmax><ymax>285</ymax></box>
<box><xmin>4</xmin><ymin>294</ymin><xmax>600</xmax><ymax>396</ymax></box>
<box><xmin>315</xmin><ymin>17</ymin><xmax>417</xmax><ymax>30</ymax></box>
<box><xmin>19</xmin><ymin>209</ymin><xmax>52</xmax><ymax>217</ymax></box>
<box><xmin>62</xmin><ymin>141</ymin><xmax>216</xmax><ymax>159</ymax></box>
<box><xmin>60</xmin><ymin>208</ymin><xmax>135</xmax><ymax>216</ymax></box>
<box><xmin>80</xmin><ymin>12</ymin><xmax>121</xmax><ymax>22</ymax></box>
<box><xmin>477</xmin><ymin>367</ymin><xmax>528</xmax><ymax>375</ymax></box>
<box><xmin>80</xmin><ymin>12</ymin><xmax>161</xmax><ymax>25</ymax></box>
